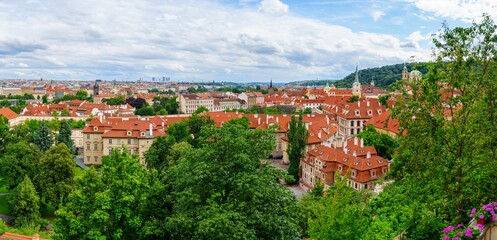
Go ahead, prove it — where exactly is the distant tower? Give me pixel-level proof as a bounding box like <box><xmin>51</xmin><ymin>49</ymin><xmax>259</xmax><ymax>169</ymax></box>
<box><xmin>93</xmin><ymin>79</ymin><xmax>100</xmax><ymax>96</ymax></box>
<box><xmin>269</xmin><ymin>78</ymin><xmax>273</xmax><ymax>89</ymax></box>
<box><xmin>352</xmin><ymin>64</ymin><xmax>361</xmax><ymax>97</ymax></box>
<box><xmin>370</xmin><ymin>76</ymin><xmax>375</xmax><ymax>87</ymax></box>
<box><xmin>402</xmin><ymin>63</ymin><xmax>409</xmax><ymax>81</ymax></box>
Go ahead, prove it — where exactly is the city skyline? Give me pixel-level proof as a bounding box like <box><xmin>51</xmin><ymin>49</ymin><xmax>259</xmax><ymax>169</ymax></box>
<box><xmin>1</xmin><ymin>0</ymin><xmax>495</xmax><ymax>82</ymax></box>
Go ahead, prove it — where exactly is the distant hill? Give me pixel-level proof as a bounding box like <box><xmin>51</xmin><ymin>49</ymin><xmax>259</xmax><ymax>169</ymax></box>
<box><xmin>287</xmin><ymin>63</ymin><xmax>429</xmax><ymax>88</ymax></box>
<box><xmin>285</xmin><ymin>79</ymin><xmax>339</xmax><ymax>86</ymax></box>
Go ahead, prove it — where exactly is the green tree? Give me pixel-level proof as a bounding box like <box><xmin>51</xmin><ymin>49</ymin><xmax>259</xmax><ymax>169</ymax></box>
<box><xmin>42</xmin><ymin>95</ymin><xmax>48</xmax><ymax>104</ymax></box>
<box><xmin>57</xmin><ymin>120</ymin><xmax>75</xmax><ymax>154</ymax></box>
<box><xmin>34</xmin><ymin>143</ymin><xmax>75</xmax><ymax>208</ymax></box>
<box><xmin>60</xmin><ymin>109</ymin><xmax>70</xmax><ymax>116</ymax></box>
<box><xmin>357</xmin><ymin>125</ymin><xmax>397</xmax><ymax>159</ymax></box>
<box><xmin>187</xmin><ymin>110</ymin><xmax>215</xmax><ymax>147</ymax></box>
<box><xmin>75</xmin><ymin>90</ymin><xmax>89</xmax><ymax>100</ymax></box>
<box><xmin>134</xmin><ymin>105</ymin><xmax>155</xmax><ymax>116</ymax></box>
<box><xmin>306</xmin><ymin>177</ymin><xmax>370</xmax><ymax>240</ymax></box>
<box><xmin>347</xmin><ymin>95</ymin><xmax>359</xmax><ymax>102</ymax></box>
<box><xmin>287</xmin><ymin>114</ymin><xmax>308</xmax><ymax>184</ymax></box>
<box><xmin>167</xmin><ymin>119</ymin><xmax>302</xmax><ymax>239</ymax></box>
<box><xmin>0</xmin><ymin>115</ymin><xmax>9</xmax><ymax>153</ymax></box>
<box><xmin>167</xmin><ymin>121</ymin><xmax>191</xmax><ymax>143</ymax></box>
<box><xmin>9</xmin><ymin>175</ymin><xmax>42</xmax><ymax>228</ymax></box>
<box><xmin>144</xmin><ymin>136</ymin><xmax>175</xmax><ymax>172</ymax></box>
<box><xmin>0</xmin><ymin>141</ymin><xmax>42</xmax><ymax>190</ymax></box>
<box><xmin>32</xmin><ymin>121</ymin><xmax>53</xmax><ymax>152</ymax></box>
<box><xmin>54</xmin><ymin>148</ymin><xmax>168</xmax><ymax>240</ymax></box>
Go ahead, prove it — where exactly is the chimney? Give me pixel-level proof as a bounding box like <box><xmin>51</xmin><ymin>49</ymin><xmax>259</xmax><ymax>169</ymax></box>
<box><xmin>318</xmin><ymin>130</ymin><xmax>322</xmax><ymax>139</ymax></box>
<box><xmin>276</xmin><ymin>117</ymin><xmax>279</xmax><ymax>123</ymax></box>
<box><xmin>161</xmin><ymin>122</ymin><xmax>165</xmax><ymax>128</ymax></box>
<box><xmin>99</xmin><ymin>115</ymin><xmax>102</xmax><ymax>123</ymax></box>
<box><xmin>360</xmin><ymin>138</ymin><xmax>364</xmax><ymax>148</ymax></box>
<box><xmin>149</xmin><ymin>123</ymin><xmax>153</xmax><ymax>136</ymax></box>
<box><xmin>325</xmin><ymin>115</ymin><xmax>330</xmax><ymax>125</ymax></box>
<box><xmin>266</xmin><ymin>114</ymin><xmax>269</xmax><ymax>124</ymax></box>
<box><xmin>352</xmin><ymin>150</ymin><xmax>356</xmax><ymax>157</ymax></box>
<box><xmin>354</xmin><ymin>137</ymin><xmax>358</xmax><ymax>146</ymax></box>
<box><xmin>367</xmin><ymin>101</ymin><xmax>370</xmax><ymax>107</ymax></box>
<box><xmin>343</xmin><ymin>141</ymin><xmax>347</xmax><ymax>153</ymax></box>
<box><xmin>258</xmin><ymin>117</ymin><xmax>261</xmax><ymax>125</ymax></box>
<box><xmin>367</xmin><ymin>151</ymin><xmax>371</xmax><ymax>158</ymax></box>
<box><xmin>358</xmin><ymin>101</ymin><xmax>360</xmax><ymax>107</ymax></box>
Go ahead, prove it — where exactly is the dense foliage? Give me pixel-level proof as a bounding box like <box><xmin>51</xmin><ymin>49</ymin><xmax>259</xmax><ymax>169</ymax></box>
<box><xmin>286</xmin><ymin>114</ymin><xmax>308</xmax><ymax>184</ymax></box>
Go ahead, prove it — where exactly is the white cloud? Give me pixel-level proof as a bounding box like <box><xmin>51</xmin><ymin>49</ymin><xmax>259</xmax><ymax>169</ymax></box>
<box><xmin>371</xmin><ymin>10</ymin><xmax>385</xmax><ymax>21</ymax></box>
<box><xmin>409</xmin><ymin>0</ymin><xmax>497</xmax><ymax>22</ymax></box>
<box><xmin>258</xmin><ymin>0</ymin><xmax>289</xmax><ymax>14</ymax></box>
<box><xmin>0</xmin><ymin>0</ymin><xmax>431</xmax><ymax>81</ymax></box>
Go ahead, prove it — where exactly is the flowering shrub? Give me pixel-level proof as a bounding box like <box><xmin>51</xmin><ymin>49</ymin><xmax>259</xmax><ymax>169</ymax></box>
<box><xmin>470</xmin><ymin>202</ymin><xmax>497</xmax><ymax>221</ymax></box>
<box><xmin>441</xmin><ymin>224</ymin><xmax>482</xmax><ymax>240</ymax></box>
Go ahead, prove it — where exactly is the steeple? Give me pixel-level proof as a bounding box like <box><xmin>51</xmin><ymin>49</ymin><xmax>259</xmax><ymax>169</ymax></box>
<box><xmin>402</xmin><ymin>63</ymin><xmax>409</xmax><ymax>81</ymax></box>
<box><xmin>352</xmin><ymin>64</ymin><xmax>361</xmax><ymax>97</ymax></box>
<box><xmin>354</xmin><ymin>64</ymin><xmax>359</xmax><ymax>84</ymax></box>
<box><xmin>269</xmin><ymin>78</ymin><xmax>273</xmax><ymax>88</ymax></box>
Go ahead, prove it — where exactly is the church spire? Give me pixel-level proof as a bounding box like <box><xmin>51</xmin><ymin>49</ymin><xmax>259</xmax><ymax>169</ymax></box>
<box><xmin>354</xmin><ymin>64</ymin><xmax>359</xmax><ymax>83</ymax></box>
<box><xmin>269</xmin><ymin>78</ymin><xmax>273</xmax><ymax>88</ymax></box>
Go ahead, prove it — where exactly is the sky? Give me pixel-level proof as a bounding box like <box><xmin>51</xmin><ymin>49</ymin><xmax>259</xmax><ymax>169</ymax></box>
<box><xmin>0</xmin><ymin>0</ymin><xmax>496</xmax><ymax>82</ymax></box>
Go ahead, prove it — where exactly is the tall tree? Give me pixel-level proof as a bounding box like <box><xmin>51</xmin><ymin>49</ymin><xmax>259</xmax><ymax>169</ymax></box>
<box><xmin>287</xmin><ymin>114</ymin><xmax>308</xmax><ymax>184</ymax></box>
<box><xmin>0</xmin><ymin>141</ymin><xmax>42</xmax><ymax>190</ymax></box>
<box><xmin>54</xmin><ymin>148</ymin><xmax>168</xmax><ymax>240</ymax></box>
<box><xmin>167</xmin><ymin>119</ymin><xmax>302</xmax><ymax>239</ymax></box>
<box><xmin>34</xmin><ymin>143</ymin><xmax>75</xmax><ymax>208</ymax></box>
<box><xmin>384</xmin><ymin>15</ymin><xmax>497</xmax><ymax>238</ymax></box>
<box><xmin>32</xmin><ymin>121</ymin><xmax>53</xmax><ymax>152</ymax></box>
<box><xmin>9</xmin><ymin>175</ymin><xmax>42</xmax><ymax>228</ymax></box>
<box><xmin>57</xmin><ymin>120</ymin><xmax>75</xmax><ymax>154</ymax></box>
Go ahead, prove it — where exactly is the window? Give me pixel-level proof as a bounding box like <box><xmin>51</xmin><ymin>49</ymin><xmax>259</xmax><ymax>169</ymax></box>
<box><xmin>87</xmin><ymin>134</ymin><xmax>90</xmax><ymax>139</ymax></box>
<box><xmin>94</xmin><ymin>156</ymin><xmax>98</xmax><ymax>162</ymax></box>
<box><xmin>351</xmin><ymin>129</ymin><xmax>355</xmax><ymax>135</ymax></box>
<box><xmin>134</xmin><ymin>139</ymin><xmax>138</xmax><ymax>144</ymax></box>
<box><xmin>86</xmin><ymin>143</ymin><xmax>90</xmax><ymax>150</ymax></box>
<box><xmin>351</xmin><ymin>121</ymin><xmax>354</xmax><ymax>127</ymax></box>
<box><xmin>351</xmin><ymin>171</ymin><xmax>357</xmax><ymax>178</ymax></box>
<box><xmin>93</xmin><ymin>126</ymin><xmax>98</xmax><ymax>131</ymax></box>
<box><xmin>86</xmin><ymin>156</ymin><xmax>90</xmax><ymax>162</ymax></box>
<box><xmin>371</xmin><ymin>170</ymin><xmax>377</xmax><ymax>177</ymax></box>
<box><xmin>94</xmin><ymin>143</ymin><xmax>98</xmax><ymax>151</ymax></box>
<box><xmin>117</xmin><ymin>139</ymin><xmax>121</xmax><ymax>144</ymax></box>
<box><xmin>109</xmin><ymin>148</ymin><xmax>113</xmax><ymax>155</ymax></box>
<box><xmin>128</xmin><ymin>139</ymin><xmax>131</xmax><ymax>144</ymax></box>
<box><xmin>109</xmin><ymin>139</ymin><xmax>112</xmax><ymax>144</ymax></box>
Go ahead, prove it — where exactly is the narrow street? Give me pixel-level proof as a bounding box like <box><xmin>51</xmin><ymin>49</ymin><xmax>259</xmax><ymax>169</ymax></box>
<box><xmin>266</xmin><ymin>159</ymin><xmax>307</xmax><ymax>200</ymax></box>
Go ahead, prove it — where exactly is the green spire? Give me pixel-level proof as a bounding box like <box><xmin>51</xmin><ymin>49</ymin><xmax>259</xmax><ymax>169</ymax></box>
<box><xmin>354</xmin><ymin>64</ymin><xmax>359</xmax><ymax>83</ymax></box>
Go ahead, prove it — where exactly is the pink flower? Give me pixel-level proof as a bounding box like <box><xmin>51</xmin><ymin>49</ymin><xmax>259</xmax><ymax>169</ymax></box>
<box><xmin>443</xmin><ymin>237</ymin><xmax>450</xmax><ymax>240</ymax></box>
<box><xmin>457</xmin><ymin>224</ymin><xmax>462</xmax><ymax>228</ymax></box>
<box><xmin>457</xmin><ymin>231</ymin><xmax>462</xmax><ymax>236</ymax></box>
<box><xmin>479</xmin><ymin>215</ymin><xmax>485</xmax><ymax>219</ymax></box>
<box><xmin>470</xmin><ymin>208</ymin><xmax>476</xmax><ymax>217</ymax></box>
<box><xmin>477</xmin><ymin>224</ymin><xmax>484</xmax><ymax>231</ymax></box>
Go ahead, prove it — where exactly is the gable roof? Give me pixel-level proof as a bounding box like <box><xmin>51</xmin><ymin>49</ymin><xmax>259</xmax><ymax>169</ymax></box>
<box><xmin>0</xmin><ymin>107</ymin><xmax>19</xmax><ymax>120</ymax></box>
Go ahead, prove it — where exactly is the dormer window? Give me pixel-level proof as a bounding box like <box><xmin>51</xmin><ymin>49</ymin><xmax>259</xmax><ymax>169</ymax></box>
<box><xmin>93</xmin><ymin>126</ymin><xmax>98</xmax><ymax>131</ymax></box>
<box><xmin>343</xmin><ymin>158</ymin><xmax>348</xmax><ymax>162</ymax></box>
<box><xmin>367</xmin><ymin>110</ymin><xmax>372</xmax><ymax>115</ymax></box>
<box><xmin>140</xmin><ymin>131</ymin><xmax>145</xmax><ymax>136</ymax></box>
<box><xmin>351</xmin><ymin>171</ymin><xmax>357</xmax><ymax>178</ymax></box>
<box><xmin>377</xmin><ymin>109</ymin><xmax>383</xmax><ymax>115</ymax></box>
<box><xmin>355</xmin><ymin>110</ymin><xmax>360</xmax><ymax>116</ymax></box>
<box><xmin>367</xmin><ymin>162</ymin><xmax>372</xmax><ymax>166</ymax></box>
<box><xmin>127</xmin><ymin>130</ymin><xmax>132</xmax><ymax>136</ymax></box>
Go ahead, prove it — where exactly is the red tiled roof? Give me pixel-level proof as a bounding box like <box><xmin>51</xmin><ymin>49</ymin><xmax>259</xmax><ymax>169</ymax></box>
<box><xmin>0</xmin><ymin>232</ymin><xmax>48</xmax><ymax>240</ymax></box>
<box><xmin>0</xmin><ymin>107</ymin><xmax>19</xmax><ymax>120</ymax></box>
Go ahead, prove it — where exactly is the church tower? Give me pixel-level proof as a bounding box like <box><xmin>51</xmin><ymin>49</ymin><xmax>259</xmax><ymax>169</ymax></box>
<box><xmin>352</xmin><ymin>64</ymin><xmax>361</xmax><ymax>97</ymax></box>
<box><xmin>402</xmin><ymin>63</ymin><xmax>409</xmax><ymax>81</ymax></box>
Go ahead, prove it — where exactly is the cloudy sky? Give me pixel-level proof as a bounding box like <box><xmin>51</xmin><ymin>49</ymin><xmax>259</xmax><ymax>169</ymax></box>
<box><xmin>1</xmin><ymin>0</ymin><xmax>496</xmax><ymax>82</ymax></box>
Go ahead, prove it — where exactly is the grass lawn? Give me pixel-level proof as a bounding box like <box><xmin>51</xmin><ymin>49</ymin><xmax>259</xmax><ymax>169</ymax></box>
<box><xmin>0</xmin><ymin>194</ymin><xmax>10</xmax><ymax>215</ymax></box>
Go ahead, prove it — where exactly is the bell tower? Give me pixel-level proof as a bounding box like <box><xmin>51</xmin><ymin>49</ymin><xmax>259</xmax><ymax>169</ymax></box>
<box><xmin>352</xmin><ymin>64</ymin><xmax>361</xmax><ymax>97</ymax></box>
